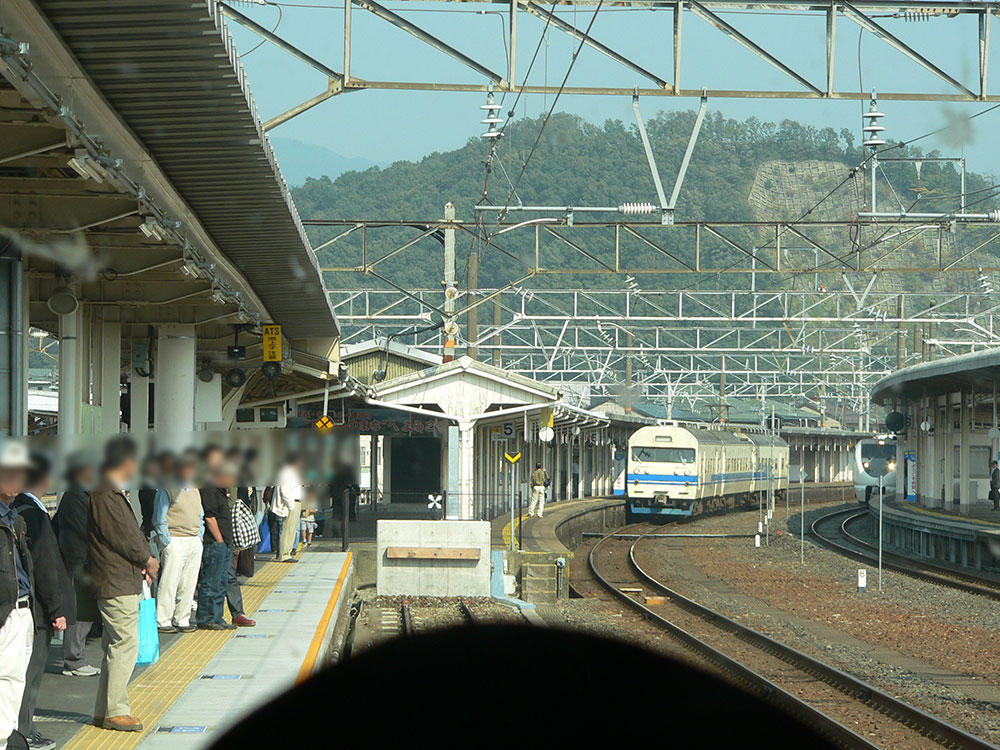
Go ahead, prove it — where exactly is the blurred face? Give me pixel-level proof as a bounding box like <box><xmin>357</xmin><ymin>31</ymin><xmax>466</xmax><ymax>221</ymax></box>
<box><xmin>29</xmin><ymin>472</ymin><xmax>50</xmax><ymax>497</ymax></box>
<box><xmin>214</xmin><ymin>470</ymin><xmax>237</xmax><ymax>489</ymax></box>
<box><xmin>142</xmin><ymin>459</ymin><xmax>160</xmax><ymax>480</ymax></box>
<box><xmin>75</xmin><ymin>466</ymin><xmax>96</xmax><ymax>491</ymax></box>
<box><xmin>205</xmin><ymin>449</ymin><xmax>223</xmax><ymax>470</ymax></box>
<box><xmin>0</xmin><ymin>468</ymin><xmax>26</xmax><ymax>501</ymax></box>
<box><xmin>118</xmin><ymin>456</ymin><xmax>138</xmax><ymax>485</ymax></box>
<box><xmin>177</xmin><ymin>462</ymin><xmax>197</xmax><ymax>486</ymax></box>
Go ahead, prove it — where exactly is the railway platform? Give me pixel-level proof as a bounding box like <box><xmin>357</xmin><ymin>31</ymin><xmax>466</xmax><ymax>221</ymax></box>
<box><xmin>867</xmin><ymin>497</ymin><xmax>1000</xmax><ymax>575</ymax></box>
<box><xmin>33</xmin><ymin>549</ymin><xmax>353</xmax><ymax>750</ymax></box>
<box><xmin>489</xmin><ymin>497</ymin><xmax>625</xmax><ymax>603</ymax></box>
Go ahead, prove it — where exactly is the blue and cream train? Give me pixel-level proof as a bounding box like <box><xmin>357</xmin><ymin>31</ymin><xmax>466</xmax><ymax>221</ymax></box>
<box><xmin>625</xmin><ymin>422</ymin><xmax>789</xmax><ymax>520</ymax></box>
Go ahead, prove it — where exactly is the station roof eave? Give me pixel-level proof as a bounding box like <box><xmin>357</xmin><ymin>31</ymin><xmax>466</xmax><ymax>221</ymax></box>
<box><xmin>870</xmin><ymin>349</ymin><xmax>1000</xmax><ymax>405</ymax></box>
<box><xmin>373</xmin><ymin>356</ymin><xmax>561</xmax><ymax>405</ymax></box>
<box><xmin>7</xmin><ymin>0</ymin><xmax>339</xmax><ymax>342</ymax></box>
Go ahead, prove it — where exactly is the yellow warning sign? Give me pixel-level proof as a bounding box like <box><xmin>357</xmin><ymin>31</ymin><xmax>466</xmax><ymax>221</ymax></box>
<box><xmin>314</xmin><ymin>415</ymin><xmax>334</xmax><ymax>433</ymax></box>
<box><xmin>262</xmin><ymin>325</ymin><xmax>282</xmax><ymax>363</ymax></box>
<box><xmin>504</xmin><ymin>451</ymin><xmax>521</xmax><ymax>464</ymax></box>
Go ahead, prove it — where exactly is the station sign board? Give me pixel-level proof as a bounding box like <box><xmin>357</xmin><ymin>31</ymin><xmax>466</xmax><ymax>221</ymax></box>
<box><xmin>491</xmin><ymin>423</ymin><xmax>515</xmax><ymax>441</ymax></box>
<box><xmin>262</xmin><ymin>325</ymin><xmax>282</xmax><ymax>362</ymax></box>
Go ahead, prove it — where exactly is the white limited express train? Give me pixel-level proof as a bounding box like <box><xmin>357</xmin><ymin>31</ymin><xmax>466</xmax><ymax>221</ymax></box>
<box><xmin>626</xmin><ymin>423</ymin><xmax>789</xmax><ymax>520</ymax></box>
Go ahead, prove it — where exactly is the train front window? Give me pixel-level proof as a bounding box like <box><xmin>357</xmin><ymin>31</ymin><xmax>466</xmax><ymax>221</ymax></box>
<box><xmin>632</xmin><ymin>447</ymin><xmax>695</xmax><ymax>463</ymax></box>
<box><xmin>860</xmin><ymin>443</ymin><xmax>895</xmax><ymax>462</ymax></box>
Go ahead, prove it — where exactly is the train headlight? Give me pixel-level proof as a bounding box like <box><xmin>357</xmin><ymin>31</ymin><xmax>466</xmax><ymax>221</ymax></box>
<box><xmin>863</xmin><ymin>461</ymin><xmax>869</xmax><ymax>470</ymax></box>
<box><xmin>887</xmin><ymin>461</ymin><xmax>896</xmax><ymax>472</ymax></box>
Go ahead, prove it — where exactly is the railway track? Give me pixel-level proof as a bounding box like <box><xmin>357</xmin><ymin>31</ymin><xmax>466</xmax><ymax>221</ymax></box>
<box><xmin>399</xmin><ymin>599</ymin><xmax>485</xmax><ymax>636</ymax></box>
<box><xmin>810</xmin><ymin>506</ymin><xmax>1000</xmax><ymax>601</ymax></box>
<box><xmin>588</xmin><ymin>525</ymin><xmax>996</xmax><ymax>750</ymax></box>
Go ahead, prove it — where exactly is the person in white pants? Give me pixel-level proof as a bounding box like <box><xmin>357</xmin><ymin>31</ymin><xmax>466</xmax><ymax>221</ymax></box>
<box><xmin>0</xmin><ymin>440</ymin><xmax>34</xmax><ymax>750</ymax></box>
<box><xmin>0</xmin><ymin>607</ymin><xmax>33</xmax><ymax>750</ymax></box>
<box><xmin>152</xmin><ymin>458</ymin><xmax>204</xmax><ymax>634</ymax></box>
<box><xmin>528</xmin><ymin>462</ymin><xmax>549</xmax><ymax>518</ymax></box>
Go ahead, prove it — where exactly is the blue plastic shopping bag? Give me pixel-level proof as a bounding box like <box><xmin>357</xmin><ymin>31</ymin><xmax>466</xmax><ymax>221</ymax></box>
<box><xmin>257</xmin><ymin>516</ymin><xmax>271</xmax><ymax>554</ymax></box>
<box><xmin>137</xmin><ymin>581</ymin><xmax>159</xmax><ymax>665</ymax></box>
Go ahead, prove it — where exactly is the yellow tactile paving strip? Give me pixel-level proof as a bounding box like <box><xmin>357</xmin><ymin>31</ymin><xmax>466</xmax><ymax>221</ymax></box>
<box><xmin>890</xmin><ymin>501</ymin><xmax>1000</xmax><ymax>528</ymax></box>
<box><xmin>63</xmin><ymin>554</ymin><xmax>297</xmax><ymax>750</ymax></box>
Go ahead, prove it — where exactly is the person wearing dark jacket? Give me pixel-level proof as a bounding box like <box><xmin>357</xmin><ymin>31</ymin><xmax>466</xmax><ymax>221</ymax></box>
<box><xmin>12</xmin><ymin>455</ymin><xmax>69</xmax><ymax>750</ymax></box>
<box><xmin>0</xmin><ymin>440</ymin><xmax>35</xmax><ymax>750</ymax></box>
<box><xmin>196</xmin><ymin>463</ymin><xmax>238</xmax><ymax>631</ymax></box>
<box><xmin>991</xmin><ymin>460</ymin><xmax>1000</xmax><ymax>510</ymax></box>
<box><xmin>53</xmin><ymin>457</ymin><xmax>100</xmax><ymax>677</ymax></box>
<box><xmin>88</xmin><ymin>438</ymin><xmax>158</xmax><ymax>733</ymax></box>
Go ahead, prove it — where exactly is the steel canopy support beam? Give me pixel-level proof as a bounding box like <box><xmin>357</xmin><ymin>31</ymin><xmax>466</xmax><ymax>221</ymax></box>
<box><xmin>221</xmin><ymin>3</ymin><xmax>344</xmax><ymax>82</ymax></box>
<box><xmin>521</xmin><ymin>0</ymin><xmax>672</xmax><ymax>90</ymax></box>
<box><xmin>264</xmin><ymin>78</ymin><xmax>349</xmax><ymax>131</ymax></box>
<box><xmin>840</xmin><ymin>1</ymin><xmax>978</xmax><ymax>99</ymax></box>
<box><xmin>354</xmin><ymin>0</ymin><xmax>508</xmax><ymax>87</ymax></box>
<box><xmin>686</xmin><ymin>0</ymin><xmax>823</xmax><ymax>95</ymax></box>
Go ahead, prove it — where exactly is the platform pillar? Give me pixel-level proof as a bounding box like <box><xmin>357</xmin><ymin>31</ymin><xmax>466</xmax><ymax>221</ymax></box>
<box><xmin>130</xmin><ymin>372</ymin><xmax>149</xmax><ymax>435</ymax></box>
<box><xmin>0</xmin><ymin>256</ymin><xmax>27</xmax><ymax>437</ymax></box>
<box><xmin>895</xmin><ymin>404</ymin><xmax>905</xmax><ymax>503</ymax></box>
<box><xmin>959</xmin><ymin>390</ymin><xmax>971</xmax><ymax>515</ymax></box>
<box><xmin>57</xmin><ymin>307</ymin><xmax>81</xmax><ymax>438</ymax></box>
<box><xmin>98</xmin><ymin>313</ymin><xmax>122</xmax><ymax>434</ymax></box>
<box><xmin>458</xmin><ymin>421</ymin><xmax>474</xmax><ymax>519</ymax></box>
<box><xmin>943</xmin><ymin>398</ymin><xmax>955</xmax><ymax>511</ymax></box>
<box><xmin>154</xmin><ymin>324</ymin><xmax>196</xmax><ymax>449</ymax></box>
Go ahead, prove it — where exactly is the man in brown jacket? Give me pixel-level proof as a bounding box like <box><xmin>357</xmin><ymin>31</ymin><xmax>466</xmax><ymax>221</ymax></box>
<box><xmin>87</xmin><ymin>437</ymin><xmax>159</xmax><ymax>733</ymax></box>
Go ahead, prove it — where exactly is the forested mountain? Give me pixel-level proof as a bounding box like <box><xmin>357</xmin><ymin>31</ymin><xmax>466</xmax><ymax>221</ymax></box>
<box><xmin>292</xmin><ymin>111</ymin><xmax>996</xmax><ymax>293</ymax></box>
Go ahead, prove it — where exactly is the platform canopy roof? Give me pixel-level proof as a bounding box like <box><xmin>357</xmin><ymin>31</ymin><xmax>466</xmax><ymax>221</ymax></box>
<box><xmin>871</xmin><ymin>349</ymin><xmax>1000</xmax><ymax>404</ymax></box>
<box><xmin>1</xmin><ymin>0</ymin><xmax>338</xmax><ymax>354</ymax></box>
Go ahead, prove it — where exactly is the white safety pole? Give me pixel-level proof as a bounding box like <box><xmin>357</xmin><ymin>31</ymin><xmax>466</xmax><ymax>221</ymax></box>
<box><xmin>800</xmin><ymin>446</ymin><xmax>806</xmax><ymax>565</ymax></box>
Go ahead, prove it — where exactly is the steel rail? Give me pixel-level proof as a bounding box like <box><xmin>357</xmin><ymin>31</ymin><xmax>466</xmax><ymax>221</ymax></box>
<box><xmin>401</xmin><ymin>601</ymin><xmax>414</xmax><ymax>637</ymax></box>
<box><xmin>625</xmin><ymin>530</ymin><xmax>1000</xmax><ymax>750</ymax></box>
<box><xmin>458</xmin><ymin>599</ymin><xmax>479</xmax><ymax>625</ymax></box>
<box><xmin>810</xmin><ymin>506</ymin><xmax>1000</xmax><ymax>601</ymax></box>
<box><xmin>587</xmin><ymin>527</ymin><xmax>880</xmax><ymax>750</ymax></box>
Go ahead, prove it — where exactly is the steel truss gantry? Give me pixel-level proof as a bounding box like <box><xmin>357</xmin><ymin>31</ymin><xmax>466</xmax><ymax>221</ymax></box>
<box><xmin>315</xmin><ymin>212</ymin><xmax>1000</xmax><ymax>414</ymax></box>
<box><xmin>311</xmin><ymin>217</ymin><xmax>1000</xmax><ymax>276</ymax></box>
<box><xmin>222</xmin><ymin>0</ymin><xmax>1000</xmax><ymax>132</ymax></box>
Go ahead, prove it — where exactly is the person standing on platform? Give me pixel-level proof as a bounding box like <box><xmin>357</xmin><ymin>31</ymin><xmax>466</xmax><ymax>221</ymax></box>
<box><xmin>225</xmin><ymin>458</ymin><xmax>255</xmax><ymax>629</ymax></box>
<box><xmin>136</xmin><ymin>455</ymin><xmax>161</xmax><ymax>542</ymax></box>
<box><xmin>0</xmin><ymin>441</ymin><xmax>35</xmax><ymax>750</ymax></box>
<box><xmin>991</xmin><ymin>460</ymin><xmax>1000</xmax><ymax>511</ymax></box>
<box><xmin>88</xmin><ymin>437</ymin><xmax>159</xmax><ymax>733</ymax></box>
<box><xmin>54</xmin><ymin>456</ymin><xmax>100</xmax><ymax>678</ymax></box>
<box><xmin>13</xmin><ymin>454</ymin><xmax>70</xmax><ymax>750</ymax></box>
<box><xmin>152</xmin><ymin>456</ymin><xmax>203</xmax><ymax>634</ymax></box>
<box><xmin>196</xmin><ymin>464</ymin><xmax>237</xmax><ymax>631</ymax></box>
<box><xmin>269</xmin><ymin>455</ymin><xmax>302</xmax><ymax>563</ymax></box>
<box><xmin>528</xmin><ymin>462</ymin><xmax>549</xmax><ymax>519</ymax></box>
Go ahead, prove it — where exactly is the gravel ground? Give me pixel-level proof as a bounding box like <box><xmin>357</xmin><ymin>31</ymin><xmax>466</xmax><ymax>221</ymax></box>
<box><xmin>632</xmin><ymin>502</ymin><xmax>1000</xmax><ymax>743</ymax></box>
<box><xmin>578</xmin><ymin>531</ymin><xmax>944</xmax><ymax>748</ymax></box>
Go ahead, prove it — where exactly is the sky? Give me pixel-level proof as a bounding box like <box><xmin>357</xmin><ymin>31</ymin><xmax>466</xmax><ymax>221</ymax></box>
<box><xmin>226</xmin><ymin>1</ymin><xmax>1000</xmax><ymax>181</ymax></box>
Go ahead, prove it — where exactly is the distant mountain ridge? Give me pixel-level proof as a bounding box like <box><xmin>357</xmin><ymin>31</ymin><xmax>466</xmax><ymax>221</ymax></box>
<box><xmin>270</xmin><ymin>137</ymin><xmax>380</xmax><ymax>186</ymax></box>
<box><xmin>289</xmin><ymin>111</ymin><xmax>997</xmax><ymax>291</ymax></box>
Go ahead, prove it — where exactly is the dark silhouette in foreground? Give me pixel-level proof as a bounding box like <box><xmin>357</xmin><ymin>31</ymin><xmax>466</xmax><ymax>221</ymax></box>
<box><xmin>211</xmin><ymin>626</ymin><xmax>840</xmax><ymax>748</ymax></box>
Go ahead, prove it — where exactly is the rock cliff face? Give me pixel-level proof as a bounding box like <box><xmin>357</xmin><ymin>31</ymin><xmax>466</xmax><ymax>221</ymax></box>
<box><xmin>748</xmin><ymin>159</ymin><xmax>989</xmax><ymax>296</ymax></box>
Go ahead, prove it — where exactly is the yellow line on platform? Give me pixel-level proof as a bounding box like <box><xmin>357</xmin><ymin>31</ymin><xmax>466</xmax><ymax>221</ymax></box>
<box><xmin>898</xmin><ymin>503</ymin><xmax>1000</xmax><ymax>528</ymax></box>
<box><xmin>63</xmin><ymin>553</ymin><xmax>298</xmax><ymax>750</ymax></box>
<box><xmin>295</xmin><ymin>551</ymin><xmax>352</xmax><ymax>685</ymax></box>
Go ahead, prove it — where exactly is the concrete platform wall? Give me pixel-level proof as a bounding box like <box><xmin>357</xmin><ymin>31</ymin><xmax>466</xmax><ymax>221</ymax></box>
<box><xmin>376</xmin><ymin>520</ymin><xmax>491</xmax><ymax>596</ymax></box>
